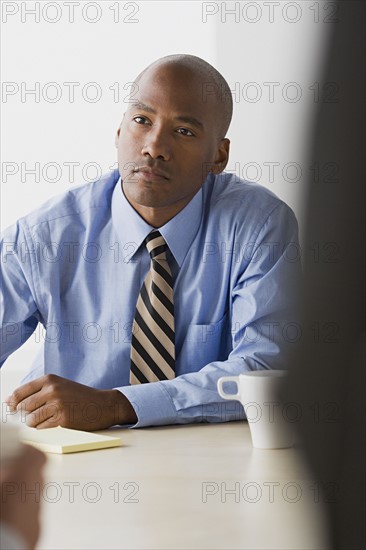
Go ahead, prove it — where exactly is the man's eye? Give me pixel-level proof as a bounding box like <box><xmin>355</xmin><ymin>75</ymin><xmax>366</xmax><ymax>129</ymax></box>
<box><xmin>176</xmin><ymin>128</ymin><xmax>194</xmax><ymax>137</ymax></box>
<box><xmin>133</xmin><ymin>116</ymin><xmax>149</xmax><ymax>125</ymax></box>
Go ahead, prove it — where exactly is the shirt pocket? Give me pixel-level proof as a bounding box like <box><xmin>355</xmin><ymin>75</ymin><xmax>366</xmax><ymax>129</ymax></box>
<box><xmin>180</xmin><ymin>312</ymin><xmax>230</xmax><ymax>373</ymax></box>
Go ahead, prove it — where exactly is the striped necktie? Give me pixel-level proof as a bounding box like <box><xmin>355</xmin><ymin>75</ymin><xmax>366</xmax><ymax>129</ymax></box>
<box><xmin>130</xmin><ymin>229</ymin><xmax>175</xmax><ymax>384</ymax></box>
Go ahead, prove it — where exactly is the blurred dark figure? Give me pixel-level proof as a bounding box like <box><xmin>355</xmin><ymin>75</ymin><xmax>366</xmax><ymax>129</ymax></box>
<box><xmin>283</xmin><ymin>1</ymin><xmax>365</xmax><ymax>549</ymax></box>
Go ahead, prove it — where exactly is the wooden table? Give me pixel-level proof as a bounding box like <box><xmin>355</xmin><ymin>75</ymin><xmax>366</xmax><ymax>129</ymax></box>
<box><xmin>36</xmin><ymin>421</ymin><xmax>330</xmax><ymax>549</ymax></box>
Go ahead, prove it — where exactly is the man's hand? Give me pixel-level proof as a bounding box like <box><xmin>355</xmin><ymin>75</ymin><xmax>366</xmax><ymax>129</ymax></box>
<box><xmin>5</xmin><ymin>375</ymin><xmax>137</xmax><ymax>430</ymax></box>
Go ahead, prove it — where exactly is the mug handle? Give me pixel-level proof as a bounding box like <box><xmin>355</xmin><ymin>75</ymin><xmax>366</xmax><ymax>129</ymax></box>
<box><xmin>217</xmin><ymin>376</ymin><xmax>240</xmax><ymax>401</ymax></box>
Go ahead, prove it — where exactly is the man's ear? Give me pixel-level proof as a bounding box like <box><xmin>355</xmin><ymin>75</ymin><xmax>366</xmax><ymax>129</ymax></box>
<box><xmin>115</xmin><ymin>127</ymin><xmax>120</xmax><ymax>148</ymax></box>
<box><xmin>211</xmin><ymin>138</ymin><xmax>230</xmax><ymax>175</ymax></box>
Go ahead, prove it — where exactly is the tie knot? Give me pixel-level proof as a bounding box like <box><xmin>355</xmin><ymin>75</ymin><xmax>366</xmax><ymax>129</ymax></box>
<box><xmin>145</xmin><ymin>230</ymin><xmax>168</xmax><ymax>260</ymax></box>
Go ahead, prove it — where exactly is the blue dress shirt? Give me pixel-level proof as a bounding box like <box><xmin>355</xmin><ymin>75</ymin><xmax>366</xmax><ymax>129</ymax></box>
<box><xmin>0</xmin><ymin>169</ymin><xmax>300</xmax><ymax>427</ymax></box>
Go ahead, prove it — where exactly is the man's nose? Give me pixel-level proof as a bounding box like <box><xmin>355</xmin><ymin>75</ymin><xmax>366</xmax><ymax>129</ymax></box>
<box><xmin>141</xmin><ymin>127</ymin><xmax>171</xmax><ymax>161</ymax></box>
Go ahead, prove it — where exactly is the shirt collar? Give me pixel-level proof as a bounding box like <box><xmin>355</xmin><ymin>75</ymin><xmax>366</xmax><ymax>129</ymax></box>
<box><xmin>111</xmin><ymin>175</ymin><xmax>203</xmax><ymax>266</ymax></box>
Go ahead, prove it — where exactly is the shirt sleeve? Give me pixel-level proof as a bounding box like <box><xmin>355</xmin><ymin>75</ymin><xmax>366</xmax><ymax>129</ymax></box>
<box><xmin>116</xmin><ymin>201</ymin><xmax>302</xmax><ymax>428</ymax></box>
<box><xmin>0</xmin><ymin>222</ymin><xmax>41</xmax><ymax>366</ymax></box>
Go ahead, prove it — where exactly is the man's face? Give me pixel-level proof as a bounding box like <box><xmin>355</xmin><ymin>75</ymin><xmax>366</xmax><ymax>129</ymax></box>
<box><xmin>115</xmin><ymin>63</ymin><xmax>229</xmax><ymax>221</ymax></box>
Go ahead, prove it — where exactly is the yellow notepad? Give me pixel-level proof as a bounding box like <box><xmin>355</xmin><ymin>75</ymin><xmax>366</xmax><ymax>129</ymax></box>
<box><xmin>20</xmin><ymin>425</ymin><xmax>122</xmax><ymax>454</ymax></box>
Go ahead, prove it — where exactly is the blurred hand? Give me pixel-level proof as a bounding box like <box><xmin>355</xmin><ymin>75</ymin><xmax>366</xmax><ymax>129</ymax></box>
<box><xmin>0</xmin><ymin>444</ymin><xmax>46</xmax><ymax>550</ymax></box>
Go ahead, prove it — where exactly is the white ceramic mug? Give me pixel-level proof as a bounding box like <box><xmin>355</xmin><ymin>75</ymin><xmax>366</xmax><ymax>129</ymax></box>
<box><xmin>217</xmin><ymin>370</ymin><xmax>293</xmax><ymax>449</ymax></box>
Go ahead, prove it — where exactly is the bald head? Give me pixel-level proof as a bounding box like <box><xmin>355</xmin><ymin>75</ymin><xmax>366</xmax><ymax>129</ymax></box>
<box><xmin>134</xmin><ymin>54</ymin><xmax>233</xmax><ymax>139</ymax></box>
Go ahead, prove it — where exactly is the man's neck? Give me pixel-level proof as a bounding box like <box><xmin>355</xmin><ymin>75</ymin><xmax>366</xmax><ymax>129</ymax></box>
<box><xmin>121</xmin><ymin>184</ymin><xmax>197</xmax><ymax>228</ymax></box>
<box><xmin>129</xmin><ymin>203</ymin><xmax>183</xmax><ymax>227</ymax></box>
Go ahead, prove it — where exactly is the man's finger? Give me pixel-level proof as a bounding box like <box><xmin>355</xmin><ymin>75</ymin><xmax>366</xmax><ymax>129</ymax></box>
<box><xmin>25</xmin><ymin>403</ymin><xmax>62</xmax><ymax>428</ymax></box>
<box><xmin>34</xmin><ymin>418</ymin><xmax>60</xmax><ymax>430</ymax></box>
<box><xmin>5</xmin><ymin>375</ymin><xmax>53</xmax><ymax>409</ymax></box>
<box><xmin>14</xmin><ymin>393</ymin><xmax>47</xmax><ymax>415</ymax></box>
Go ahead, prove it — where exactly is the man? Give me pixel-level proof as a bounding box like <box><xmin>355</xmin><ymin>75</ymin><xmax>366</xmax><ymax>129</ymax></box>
<box><xmin>1</xmin><ymin>54</ymin><xmax>300</xmax><ymax>430</ymax></box>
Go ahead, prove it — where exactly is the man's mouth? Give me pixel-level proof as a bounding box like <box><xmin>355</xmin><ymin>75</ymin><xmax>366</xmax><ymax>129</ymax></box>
<box><xmin>133</xmin><ymin>166</ymin><xmax>170</xmax><ymax>181</ymax></box>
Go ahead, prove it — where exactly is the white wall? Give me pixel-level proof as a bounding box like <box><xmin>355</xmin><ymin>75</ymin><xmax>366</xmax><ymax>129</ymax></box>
<box><xmin>213</xmin><ymin>1</ymin><xmax>332</xmax><ymax>231</ymax></box>
<box><xmin>1</xmin><ymin>0</ymin><xmax>331</xmax><ymax>394</ymax></box>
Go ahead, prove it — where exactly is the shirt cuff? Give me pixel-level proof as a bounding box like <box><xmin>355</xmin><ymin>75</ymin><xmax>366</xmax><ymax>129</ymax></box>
<box><xmin>115</xmin><ymin>382</ymin><xmax>178</xmax><ymax>428</ymax></box>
